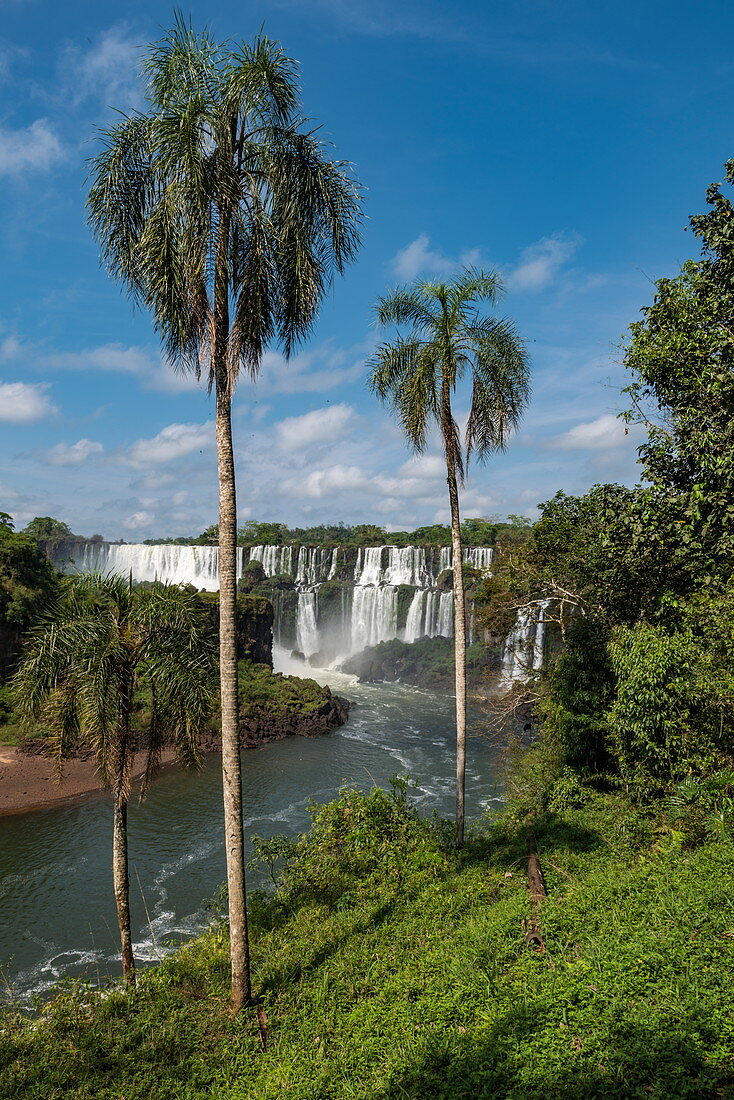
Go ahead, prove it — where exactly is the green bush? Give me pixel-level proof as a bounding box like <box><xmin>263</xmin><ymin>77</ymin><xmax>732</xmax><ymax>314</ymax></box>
<box><xmin>608</xmin><ymin>623</ymin><xmax>732</xmax><ymax>792</ymax></box>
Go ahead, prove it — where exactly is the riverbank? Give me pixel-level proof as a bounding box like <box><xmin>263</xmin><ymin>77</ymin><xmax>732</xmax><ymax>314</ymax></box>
<box><xmin>0</xmin><ymin>662</ymin><xmax>350</xmax><ymax>816</ymax></box>
<box><xmin>2</xmin><ymin>782</ymin><xmax>732</xmax><ymax>1098</ymax></box>
<box><xmin>0</xmin><ymin>744</ymin><xmax>181</xmax><ymax>815</ymax></box>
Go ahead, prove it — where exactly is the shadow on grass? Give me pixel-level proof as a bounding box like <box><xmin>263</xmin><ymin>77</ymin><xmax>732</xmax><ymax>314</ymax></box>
<box><xmin>257</xmin><ymin>890</ymin><xmax>402</xmax><ymax>996</ymax></box>
<box><xmin>372</xmin><ymin>1004</ymin><xmax>731</xmax><ymax>1099</ymax></box>
<box><xmin>465</xmin><ymin>811</ymin><xmax>604</xmax><ymax>872</ymax></box>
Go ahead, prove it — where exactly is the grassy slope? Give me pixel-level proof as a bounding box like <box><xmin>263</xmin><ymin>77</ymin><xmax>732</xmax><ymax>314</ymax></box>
<box><xmin>1</xmin><ymin>791</ymin><xmax>733</xmax><ymax>1099</ymax></box>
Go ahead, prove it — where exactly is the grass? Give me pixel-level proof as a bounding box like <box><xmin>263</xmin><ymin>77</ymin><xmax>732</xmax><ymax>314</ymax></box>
<box><xmin>1</xmin><ymin>784</ymin><xmax>733</xmax><ymax>1099</ymax></box>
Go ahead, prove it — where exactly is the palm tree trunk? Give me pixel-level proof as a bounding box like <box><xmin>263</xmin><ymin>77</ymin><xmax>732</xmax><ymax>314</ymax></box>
<box><xmin>447</xmin><ymin>463</ymin><xmax>467</xmax><ymax>849</ymax></box>
<box><xmin>213</xmin><ymin>201</ymin><xmax>252</xmax><ymax>1012</ymax></box>
<box><xmin>216</xmin><ymin>387</ymin><xmax>252</xmax><ymax>1012</ymax></box>
<box><xmin>112</xmin><ymin>776</ymin><xmax>135</xmax><ymax>985</ymax></box>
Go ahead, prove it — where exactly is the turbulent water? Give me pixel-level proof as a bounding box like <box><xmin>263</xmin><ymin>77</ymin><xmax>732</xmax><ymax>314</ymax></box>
<box><xmin>0</xmin><ymin>653</ymin><xmax>504</xmax><ymax>1006</ymax></box>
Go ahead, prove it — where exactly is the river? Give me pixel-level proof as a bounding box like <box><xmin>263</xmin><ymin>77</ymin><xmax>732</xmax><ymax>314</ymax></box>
<box><xmin>0</xmin><ymin>655</ymin><xmax>503</xmax><ymax>1006</ymax></box>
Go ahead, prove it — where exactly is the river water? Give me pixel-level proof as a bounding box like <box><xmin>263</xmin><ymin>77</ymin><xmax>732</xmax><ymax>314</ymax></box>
<box><xmin>0</xmin><ymin>654</ymin><xmax>503</xmax><ymax>1006</ymax></box>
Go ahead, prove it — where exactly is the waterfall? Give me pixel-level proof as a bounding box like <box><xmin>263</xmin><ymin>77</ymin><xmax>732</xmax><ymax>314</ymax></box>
<box><xmin>351</xmin><ymin>585</ymin><xmax>398</xmax><ymax>651</ymax></box>
<box><xmin>48</xmin><ymin>539</ymin><xmax>504</xmax><ymax>663</ymax></box>
<box><xmin>499</xmin><ymin>600</ymin><xmax>550</xmax><ymax>689</ymax></box>
<box><xmin>247</xmin><ymin>544</ymin><xmax>293</xmax><ymax>577</ymax></box>
<box><xmin>296</xmin><ymin>589</ymin><xmax>319</xmax><ymax>657</ymax></box>
<box><xmin>356</xmin><ymin>547</ymin><xmax>384</xmax><ymax>586</ymax></box>
<box><xmin>404</xmin><ymin>590</ymin><xmax>426</xmax><ymax>642</ymax></box>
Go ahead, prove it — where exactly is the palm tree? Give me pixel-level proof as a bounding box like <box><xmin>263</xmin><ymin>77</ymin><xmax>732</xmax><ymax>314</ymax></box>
<box><xmin>368</xmin><ymin>269</ymin><xmax>531</xmax><ymax>847</ymax></box>
<box><xmin>86</xmin><ymin>20</ymin><xmax>361</xmax><ymax>1011</ymax></box>
<box><xmin>12</xmin><ymin>574</ymin><xmax>215</xmax><ymax>986</ymax></box>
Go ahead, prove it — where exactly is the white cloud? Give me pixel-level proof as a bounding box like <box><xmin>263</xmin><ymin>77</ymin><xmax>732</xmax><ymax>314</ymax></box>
<box><xmin>275</xmin><ymin>403</ymin><xmax>356</xmax><ymax>452</ymax></box>
<box><xmin>42</xmin><ymin>344</ymin><xmax>150</xmax><ymax>374</ymax></box>
<box><xmin>59</xmin><ymin>26</ymin><xmax>142</xmax><ymax>109</ymax></box>
<box><xmin>122</xmin><ymin>422</ymin><xmax>213</xmax><ymax>468</ymax></box>
<box><xmin>40</xmin><ymin>342</ymin><xmax>204</xmax><ymax>393</ymax></box>
<box><xmin>398</xmin><ymin>453</ymin><xmax>445</xmax><ymax>480</ymax></box>
<box><xmin>390</xmin><ymin>234</ymin><xmax>482</xmax><ymax>281</ymax></box>
<box><xmin>46</xmin><ymin>438</ymin><xmax>104</xmax><ymax>466</ymax></box>
<box><xmin>0</xmin><ymin>119</ymin><xmax>63</xmax><ymax>177</ymax></box>
<box><xmin>123</xmin><ymin>511</ymin><xmax>155</xmax><ymax>530</ymax></box>
<box><xmin>0</xmin><ymin>381</ymin><xmax>57</xmax><ymax>422</ymax></box>
<box><xmin>550</xmin><ymin>413</ymin><xmax>635</xmax><ymax>451</ymax></box>
<box><xmin>508</xmin><ymin>233</ymin><xmax>580</xmax><ymax>292</ymax></box>
<box><xmin>249</xmin><ymin>345</ymin><xmax>365</xmax><ymax>395</ymax></box>
<box><xmin>0</xmin><ymin>335</ymin><xmax>23</xmax><ymax>362</ymax></box>
<box><xmin>282</xmin><ymin>464</ymin><xmax>371</xmax><ymax>499</ymax></box>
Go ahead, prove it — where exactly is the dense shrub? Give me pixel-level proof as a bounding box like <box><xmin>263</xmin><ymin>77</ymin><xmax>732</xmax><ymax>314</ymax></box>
<box><xmin>608</xmin><ymin>623</ymin><xmax>732</xmax><ymax>792</ymax></box>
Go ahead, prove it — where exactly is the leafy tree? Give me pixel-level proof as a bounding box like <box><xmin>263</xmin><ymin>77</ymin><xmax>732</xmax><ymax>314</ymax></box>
<box><xmin>12</xmin><ymin>574</ymin><xmax>215</xmax><ymax>985</ymax></box>
<box><xmin>87</xmin><ymin>20</ymin><xmax>361</xmax><ymax>1011</ymax></box>
<box><xmin>0</xmin><ymin>522</ymin><xmax>59</xmax><ymax>684</ymax></box>
<box><xmin>22</xmin><ymin>517</ymin><xmax>73</xmax><ymax>542</ymax></box>
<box><xmin>368</xmin><ymin>268</ymin><xmax>530</xmax><ymax>846</ymax></box>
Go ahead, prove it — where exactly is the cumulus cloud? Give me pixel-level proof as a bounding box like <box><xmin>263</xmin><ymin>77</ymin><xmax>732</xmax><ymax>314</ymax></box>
<box><xmin>508</xmin><ymin>233</ymin><xmax>580</xmax><ymax>292</ymax></box>
<box><xmin>123</xmin><ymin>511</ymin><xmax>155</xmax><ymax>530</ymax></box>
<box><xmin>390</xmin><ymin>234</ymin><xmax>482</xmax><ymax>281</ymax></box>
<box><xmin>46</xmin><ymin>438</ymin><xmax>104</xmax><ymax>466</ymax></box>
<box><xmin>282</xmin><ymin>464</ymin><xmax>370</xmax><ymax>499</ymax></box>
<box><xmin>0</xmin><ymin>381</ymin><xmax>57</xmax><ymax>422</ymax></box>
<box><xmin>275</xmin><ymin>404</ymin><xmax>356</xmax><ymax>452</ymax></box>
<box><xmin>550</xmin><ymin>412</ymin><xmax>635</xmax><ymax>451</ymax></box>
<box><xmin>397</xmin><ymin>453</ymin><xmax>445</xmax><ymax>480</ymax></box>
<box><xmin>121</xmin><ymin>422</ymin><xmax>214</xmax><ymax>468</ymax></box>
<box><xmin>0</xmin><ymin>119</ymin><xmax>63</xmax><ymax>177</ymax></box>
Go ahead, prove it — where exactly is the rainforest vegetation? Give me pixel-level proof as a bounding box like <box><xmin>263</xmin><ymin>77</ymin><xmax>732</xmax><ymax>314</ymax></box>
<box><xmin>2</xmin><ymin>12</ymin><xmax>734</xmax><ymax>1097</ymax></box>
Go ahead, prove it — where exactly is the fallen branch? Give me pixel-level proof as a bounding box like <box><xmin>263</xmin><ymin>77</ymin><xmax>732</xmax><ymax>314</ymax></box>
<box><xmin>256</xmin><ymin>1004</ymin><xmax>269</xmax><ymax>1052</ymax></box>
<box><xmin>524</xmin><ymin>811</ymin><xmax>547</xmax><ymax>952</ymax></box>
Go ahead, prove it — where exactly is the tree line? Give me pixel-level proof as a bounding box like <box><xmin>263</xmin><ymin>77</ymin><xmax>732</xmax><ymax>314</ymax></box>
<box><xmin>477</xmin><ymin>161</ymin><xmax>734</xmax><ymax>804</ymax></box>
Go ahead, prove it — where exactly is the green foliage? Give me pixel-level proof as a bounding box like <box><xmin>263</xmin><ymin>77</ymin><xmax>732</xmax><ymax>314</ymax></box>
<box><xmin>368</xmin><ymin>269</ymin><xmax>531</xmax><ymax>483</ymax></box>
<box><xmin>11</xmin><ymin>573</ymin><xmax>216</xmax><ymax>783</ymax></box>
<box><xmin>21</xmin><ymin>517</ymin><xmax>73</xmax><ymax>542</ymax></box>
<box><xmin>237</xmin><ymin>662</ymin><xmax>331</xmax><ymax>719</ymax></box>
<box><xmin>539</xmin><ymin>617</ymin><xmax>616</xmax><ymax>775</ymax></box>
<box><xmin>3</xmin><ymin>789</ymin><xmax>734</xmax><ymax>1098</ymax></box>
<box><xmin>342</xmin><ymin>636</ymin><xmax>494</xmax><ymax>690</ymax></box>
<box><xmin>607</xmin><ymin>623</ymin><xmax>732</xmax><ymax>792</ymax></box>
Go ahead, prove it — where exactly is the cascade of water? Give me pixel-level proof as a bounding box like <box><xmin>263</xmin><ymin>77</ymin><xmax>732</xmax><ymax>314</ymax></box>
<box><xmin>351</xmin><ymin>585</ymin><xmax>397</xmax><ymax>651</ymax></box>
<box><xmin>499</xmin><ymin>600</ymin><xmax>551</xmax><ymax>689</ymax></box>
<box><xmin>464</xmin><ymin>547</ymin><xmax>494</xmax><ymax>572</ymax></box>
<box><xmin>437</xmin><ymin>592</ymin><xmax>454</xmax><ymax>637</ymax></box>
<box><xmin>328</xmin><ymin>547</ymin><xmax>339</xmax><ymax>580</ymax></box>
<box><xmin>247</xmin><ymin>545</ymin><xmax>293</xmax><ymax>578</ymax></box>
<box><xmin>384</xmin><ymin>547</ymin><xmax>429</xmax><ymax>586</ymax></box>
<box><xmin>403</xmin><ymin>590</ymin><xmax>426</xmax><ymax>642</ymax></box>
<box><xmin>356</xmin><ymin>546</ymin><xmax>384</xmax><ymax>586</ymax></box>
<box><xmin>59</xmin><ymin>542</ymin><xmax>223</xmax><ymax>590</ymax></box>
<box><xmin>296</xmin><ymin>589</ymin><xmax>319</xmax><ymax>657</ymax></box>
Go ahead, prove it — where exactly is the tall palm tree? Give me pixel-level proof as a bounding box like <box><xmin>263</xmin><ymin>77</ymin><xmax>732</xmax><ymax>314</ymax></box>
<box><xmin>12</xmin><ymin>574</ymin><xmax>215</xmax><ymax>986</ymax></box>
<box><xmin>368</xmin><ymin>269</ymin><xmax>531</xmax><ymax>847</ymax></box>
<box><xmin>86</xmin><ymin>20</ymin><xmax>361</xmax><ymax>1011</ymax></box>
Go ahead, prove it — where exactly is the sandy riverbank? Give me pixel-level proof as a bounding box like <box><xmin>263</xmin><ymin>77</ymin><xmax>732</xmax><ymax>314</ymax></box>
<box><xmin>0</xmin><ymin>746</ymin><xmax>179</xmax><ymax>815</ymax></box>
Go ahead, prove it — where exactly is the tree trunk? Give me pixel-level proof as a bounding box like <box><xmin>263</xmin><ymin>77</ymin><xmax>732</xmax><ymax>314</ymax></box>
<box><xmin>447</xmin><ymin>463</ymin><xmax>467</xmax><ymax>849</ymax></box>
<box><xmin>213</xmin><ymin>210</ymin><xmax>252</xmax><ymax>1011</ymax></box>
<box><xmin>112</xmin><ymin>786</ymin><xmax>135</xmax><ymax>985</ymax></box>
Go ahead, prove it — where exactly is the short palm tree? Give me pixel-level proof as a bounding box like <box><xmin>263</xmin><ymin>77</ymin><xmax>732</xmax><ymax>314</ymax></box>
<box><xmin>368</xmin><ymin>269</ymin><xmax>531</xmax><ymax>847</ymax></box>
<box><xmin>12</xmin><ymin>574</ymin><xmax>215</xmax><ymax>986</ymax></box>
<box><xmin>86</xmin><ymin>20</ymin><xmax>361</xmax><ymax>1010</ymax></box>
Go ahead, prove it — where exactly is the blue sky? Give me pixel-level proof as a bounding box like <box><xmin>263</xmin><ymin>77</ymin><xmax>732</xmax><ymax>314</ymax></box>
<box><xmin>0</xmin><ymin>0</ymin><xmax>731</xmax><ymax>539</ymax></box>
